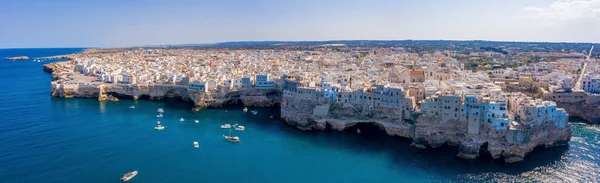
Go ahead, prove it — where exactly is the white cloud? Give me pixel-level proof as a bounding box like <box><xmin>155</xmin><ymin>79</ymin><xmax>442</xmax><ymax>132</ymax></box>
<box><xmin>524</xmin><ymin>0</ymin><xmax>600</xmax><ymax>20</ymax></box>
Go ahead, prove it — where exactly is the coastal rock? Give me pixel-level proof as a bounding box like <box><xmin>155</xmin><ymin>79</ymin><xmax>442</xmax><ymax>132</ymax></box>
<box><xmin>47</xmin><ymin>60</ymin><xmax>572</xmax><ymax>163</ymax></box>
<box><xmin>4</xmin><ymin>56</ymin><xmax>29</xmax><ymax>60</ymax></box>
<box><xmin>543</xmin><ymin>91</ymin><xmax>600</xmax><ymax>124</ymax></box>
<box><xmin>281</xmin><ymin>95</ymin><xmax>415</xmax><ymax>138</ymax></box>
<box><xmin>553</xmin><ymin>101</ymin><xmax>600</xmax><ymax>123</ymax></box>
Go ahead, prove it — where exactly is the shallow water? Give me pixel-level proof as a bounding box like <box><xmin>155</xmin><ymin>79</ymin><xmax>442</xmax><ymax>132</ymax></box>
<box><xmin>0</xmin><ymin>48</ymin><xmax>599</xmax><ymax>182</ymax></box>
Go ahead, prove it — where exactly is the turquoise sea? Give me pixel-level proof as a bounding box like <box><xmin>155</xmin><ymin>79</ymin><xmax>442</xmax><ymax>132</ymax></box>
<box><xmin>1</xmin><ymin>48</ymin><xmax>599</xmax><ymax>182</ymax></box>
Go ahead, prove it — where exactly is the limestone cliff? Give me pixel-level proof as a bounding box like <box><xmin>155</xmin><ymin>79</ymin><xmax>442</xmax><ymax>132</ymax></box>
<box><xmin>50</xmin><ymin>82</ymin><xmax>281</xmax><ymax>109</ymax></box>
<box><xmin>543</xmin><ymin>91</ymin><xmax>600</xmax><ymax>123</ymax></box>
<box><xmin>554</xmin><ymin>101</ymin><xmax>600</xmax><ymax>123</ymax></box>
<box><xmin>281</xmin><ymin>95</ymin><xmax>414</xmax><ymax>138</ymax></box>
<box><xmin>47</xmin><ymin>66</ymin><xmax>571</xmax><ymax>163</ymax></box>
<box><xmin>280</xmin><ymin>94</ymin><xmax>571</xmax><ymax>163</ymax></box>
<box><xmin>412</xmin><ymin>114</ymin><xmax>571</xmax><ymax>162</ymax></box>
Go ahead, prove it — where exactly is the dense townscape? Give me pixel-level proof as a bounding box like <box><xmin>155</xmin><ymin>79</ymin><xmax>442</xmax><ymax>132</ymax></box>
<box><xmin>43</xmin><ymin>41</ymin><xmax>599</xmax><ymax>162</ymax></box>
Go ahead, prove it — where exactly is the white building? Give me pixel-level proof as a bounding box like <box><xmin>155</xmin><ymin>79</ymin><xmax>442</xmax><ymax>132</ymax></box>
<box><xmin>241</xmin><ymin>77</ymin><xmax>252</xmax><ymax>89</ymax></box>
<box><xmin>582</xmin><ymin>75</ymin><xmax>600</xmax><ymax>93</ymax></box>
<box><xmin>188</xmin><ymin>82</ymin><xmax>206</xmax><ymax>92</ymax></box>
<box><xmin>255</xmin><ymin>74</ymin><xmax>276</xmax><ymax>89</ymax></box>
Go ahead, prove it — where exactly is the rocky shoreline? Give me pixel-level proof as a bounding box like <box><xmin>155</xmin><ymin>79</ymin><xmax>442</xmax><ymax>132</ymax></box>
<box><xmin>46</xmin><ymin>62</ymin><xmax>571</xmax><ymax>163</ymax></box>
<box><xmin>4</xmin><ymin>56</ymin><xmax>29</xmax><ymax>60</ymax></box>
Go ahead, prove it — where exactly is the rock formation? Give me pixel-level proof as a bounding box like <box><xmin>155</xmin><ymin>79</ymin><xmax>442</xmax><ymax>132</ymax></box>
<box><xmin>4</xmin><ymin>56</ymin><xmax>29</xmax><ymax>60</ymax></box>
<box><xmin>47</xmin><ymin>63</ymin><xmax>572</xmax><ymax>163</ymax></box>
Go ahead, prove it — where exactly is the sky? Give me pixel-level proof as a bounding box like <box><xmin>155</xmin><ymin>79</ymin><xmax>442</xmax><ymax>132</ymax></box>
<box><xmin>1</xmin><ymin>0</ymin><xmax>599</xmax><ymax>48</ymax></box>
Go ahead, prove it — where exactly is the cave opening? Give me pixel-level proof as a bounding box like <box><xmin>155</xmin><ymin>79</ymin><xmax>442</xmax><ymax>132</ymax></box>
<box><xmin>478</xmin><ymin>142</ymin><xmax>493</xmax><ymax>160</ymax></box>
<box><xmin>163</xmin><ymin>97</ymin><xmax>195</xmax><ymax>109</ymax></box>
<box><xmin>344</xmin><ymin>122</ymin><xmax>389</xmax><ymax>140</ymax></box>
<box><xmin>138</xmin><ymin>94</ymin><xmax>151</xmax><ymax>100</ymax></box>
<box><xmin>105</xmin><ymin>92</ymin><xmax>133</xmax><ymax>100</ymax></box>
<box><xmin>218</xmin><ymin>99</ymin><xmax>245</xmax><ymax>109</ymax></box>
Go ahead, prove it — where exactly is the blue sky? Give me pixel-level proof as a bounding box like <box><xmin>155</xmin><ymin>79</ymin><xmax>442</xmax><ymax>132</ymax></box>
<box><xmin>1</xmin><ymin>0</ymin><xmax>599</xmax><ymax>48</ymax></box>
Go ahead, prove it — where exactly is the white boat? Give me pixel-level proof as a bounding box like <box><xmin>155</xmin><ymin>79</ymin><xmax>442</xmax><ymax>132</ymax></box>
<box><xmin>357</xmin><ymin>128</ymin><xmax>361</xmax><ymax>134</ymax></box>
<box><xmin>193</xmin><ymin>141</ymin><xmax>199</xmax><ymax>148</ymax></box>
<box><xmin>156</xmin><ymin>114</ymin><xmax>163</xmax><ymax>118</ymax></box>
<box><xmin>194</xmin><ymin>120</ymin><xmax>199</xmax><ymax>123</ymax></box>
<box><xmin>221</xmin><ymin>124</ymin><xmax>231</xmax><ymax>129</ymax></box>
<box><xmin>121</xmin><ymin>170</ymin><xmax>138</xmax><ymax>182</ymax></box>
<box><xmin>243</xmin><ymin>107</ymin><xmax>248</xmax><ymax>112</ymax></box>
<box><xmin>179</xmin><ymin>118</ymin><xmax>185</xmax><ymax>122</ymax></box>
<box><xmin>157</xmin><ymin>108</ymin><xmax>164</xmax><ymax>113</ymax></box>
<box><xmin>251</xmin><ymin>110</ymin><xmax>258</xmax><ymax>115</ymax></box>
<box><xmin>235</xmin><ymin>125</ymin><xmax>245</xmax><ymax>131</ymax></box>
<box><xmin>224</xmin><ymin>129</ymin><xmax>240</xmax><ymax>143</ymax></box>
<box><xmin>155</xmin><ymin>121</ymin><xmax>165</xmax><ymax>130</ymax></box>
<box><xmin>224</xmin><ymin>135</ymin><xmax>240</xmax><ymax>143</ymax></box>
<box><xmin>129</xmin><ymin>105</ymin><xmax>135</xmax><ymax>109</ymax></box>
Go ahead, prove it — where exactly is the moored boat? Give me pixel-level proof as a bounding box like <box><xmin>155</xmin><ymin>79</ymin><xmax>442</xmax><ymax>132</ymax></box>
<box><xmin>129</xmin><ymin>105</ymin><xmax>135</xmax><ymax>109</ymax></box>
<box><xmin>157</xmin><ymin>108</ymin><xmax>164</xmax><ymax>113</ymax></box>
<box><xmin>179</xmin><ymin>118</ymin><xmax>185</xmax><ymax>122</ymax></box>
<box><xmin>194</xmin><ymin>120</ymin><xmax>199</xmax><ymax>123</ymax></box>
<box><xmin>224</xmin><ymin>135</ymin><xmax>240</xmax><ymax>143</ymax></box>
<box><xmin>221</xmin><ymin>124</ymin><xmax>231</xmax><ymax>129</ymax></box>
<box><xmin>191</xmin><ymin>107</ymin><xmax>200</xmax><ymax>112</ymax></box>
<box><xmin>193</xmin><ymin>141</ymin><xmax>199</xmax><ymax>148</ymax></box>
<box><xmin>251</xmin><ymin>110</ymin><xmax>258</xmax><ymax>115</ymax></box>
<box><xmin>120</xmin><ymin>170</ymin><xmax>138</xmax><ymax>181</ymax></box>
<box><xmin>155</xmin><ymin>121</ymin><xmax>165</xmax><ymax>130</ymax></box>
<box><xmin>224</xmin><ymin>128</ymin><xmax>240</xmax><ymax>143</ymax></box>
<box><xmin>156</xmin><ymin>114</ymin><xmax>163</xmax><ymax>118</ymax></box>
<box><xmin>243</xmin><ymin>107</ymin><xmax>248</xmax><ymax>112</ymax></box>
<box><xmin>235</xmin><ymin>125</ymin><xmax>245</xmax><ymax>131</ymax></box>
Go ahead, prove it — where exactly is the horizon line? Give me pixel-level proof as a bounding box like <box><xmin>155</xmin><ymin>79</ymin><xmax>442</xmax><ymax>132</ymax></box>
<box><xmin>1</xmin><ymin>39</ymin><xmax>598</xmax><ymax>49</ymax></box>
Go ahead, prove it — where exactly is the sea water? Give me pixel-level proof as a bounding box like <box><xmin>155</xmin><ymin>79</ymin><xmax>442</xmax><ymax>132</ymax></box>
<box><xmin>1</xmin><ymin>48</ymin><xmax>599</xmax><ymax>182</ymax></box>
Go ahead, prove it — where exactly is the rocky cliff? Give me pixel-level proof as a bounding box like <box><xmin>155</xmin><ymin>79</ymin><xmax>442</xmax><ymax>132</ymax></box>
<box><xmin>554</xmin><ymin>101</ymin><xmax>600</xmax><ymax>123</ymax></box>
<box><xmin>47</xmin><ymin>66</ymin><xmax>570</xmax><ymax>163</ymax></box>
<box><xmin>412</xmin><ymin>114</ymin><xmax>571</xmax><ymax>162</ymax></box>
<box><xmin>280</xmin><ymin>95</ymin><xmax>571</xmax><ymax>163</ymax></box>
<box><xmin>280</xmin><ymin>95</ymin><xmax>415</xmax><ymax>137</ymax></box>
<box><xmin>50</xmin><ymin>82</ymin><xmax>281</xmax><ymax>109</ymax></box>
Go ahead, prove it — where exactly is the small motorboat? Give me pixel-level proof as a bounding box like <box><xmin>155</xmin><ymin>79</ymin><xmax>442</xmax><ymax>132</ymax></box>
<box><xmin>251</xmin><ymin>110</ymin><xmax>258</xmax><ymax>115</ymax></box>
<box><xmin>191</xmin><ymin>107</ymin><xmax>200</xmax><ymax>112</ymax></box>
<box><xmin>270</xmin><ymin>115</ymin><xmax>274</xmax><ymax>119</ymax></box>
<box><xmin>179</xmin><ymin>118</ymin><xmax>185</xmax><ymax>122</ymax></box>
<box><xmin>155</xmin><ymin>121</ymin><xmax>165</xmax><ymax>130</ymax></box>
<box><xmin>357</xmin><ymin>128</ymin><xmax>361</xmax><ymax>134</ymax></box>
<box><xmin>193</xmin><ymin>141</ymin><xmax>199</xmax><ymax>148</ymax></box>
<box><xmin>243</xmin><ymin>107</ymin><xmax>248</xmax><ymax>113</ymax></box>
<box><xmin>221</xmin><ymin>124</ymin><xmax>231</xmax><ymax>129</ymax></box>
<box><xmin>157</xmin><ymin>108</ymin><xmax>164</xmax><ymax>113</ymax></box>
<box><xmin>156</xmin><ymin>114</ymin><xmax>163</xmax><ymax>118</ymax></box>
<box><xmin>120</xmin><ymin>170</ymin><xmax>138</xmax><ymax>182</ymax></box>
<box><xmin>223</xmin><ymin>135</ymin><xmax>240</xmax><ymax>143</ymax></box>
<box><xmin>194</xmin><ymin>120</ymin><xmax>199</xmax><ymax>123</ymax></box>
<box><xmin>235</xmin><ymin>125</ymin><xmax>245</xmax><ymax>131</ymax></box>
<box><xmin>129</xmin><ymin>105</ymin><xmax>136</xmax><ymax>109</ymax></box>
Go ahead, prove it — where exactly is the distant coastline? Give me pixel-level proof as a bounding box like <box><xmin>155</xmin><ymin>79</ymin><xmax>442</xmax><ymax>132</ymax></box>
<box><xmin>4</xmin><ymin>56</ymin><xmax>29</xmax><ymax>60</ymax></box>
